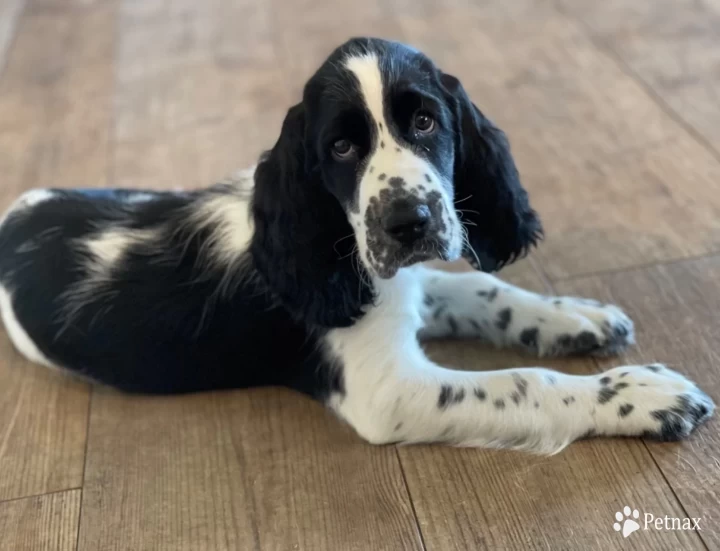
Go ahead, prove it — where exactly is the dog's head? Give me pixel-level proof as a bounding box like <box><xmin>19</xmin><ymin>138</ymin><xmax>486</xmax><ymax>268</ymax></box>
<box><xmin>251</xmin><ymin>38</ymin><xmax>542</xmax><ymax>327</ymax></box>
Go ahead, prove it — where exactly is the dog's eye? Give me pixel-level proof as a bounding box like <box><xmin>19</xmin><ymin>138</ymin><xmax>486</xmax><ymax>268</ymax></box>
<box><xmin>413</xmin><ymin>111</ymin><xmax>435</xmax><ymax>134</ymax></box>
<box><xmin>331</xmin><ymin>139</ymin><xmax>356</xmax><ymax>161</ymax></box>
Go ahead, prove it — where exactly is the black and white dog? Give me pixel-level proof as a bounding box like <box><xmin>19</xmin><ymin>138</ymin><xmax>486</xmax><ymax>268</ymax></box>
<box><xmin>0</xmin><ymin>38</ymin><xmax>713</xmax><ymax>453</ymax></box>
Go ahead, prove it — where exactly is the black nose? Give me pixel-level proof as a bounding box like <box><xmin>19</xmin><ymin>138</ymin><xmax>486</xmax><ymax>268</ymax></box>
<box><xmin>383</xmin><ymin>200</ymin><xmax>431</xmax><ymax>244</ymax></box>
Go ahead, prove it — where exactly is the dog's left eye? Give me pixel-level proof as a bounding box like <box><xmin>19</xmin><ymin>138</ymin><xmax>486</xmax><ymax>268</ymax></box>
<box><xmin>331</xmin><ymin>139</ymin><xmax>357</xmax><ymax>161</ymax></box>
<box><xmin>413</xmin><ymin>111</ymin><xmax>435</xmax><ymax>134</ymax></box>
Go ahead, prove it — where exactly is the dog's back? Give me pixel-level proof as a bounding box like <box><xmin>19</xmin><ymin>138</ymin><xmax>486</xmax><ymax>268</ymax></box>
<box><xmin>0</xmin><ymin>185</ymin><xmax>328</xmax><ymax>395</ymax></box>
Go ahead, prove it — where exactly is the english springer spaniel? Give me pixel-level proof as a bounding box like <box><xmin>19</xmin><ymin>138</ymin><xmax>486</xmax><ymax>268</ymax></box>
<box><xmin>0</xmin><ymin>38</ymin><xmax>713</xmax><ymax>453</ymax></box>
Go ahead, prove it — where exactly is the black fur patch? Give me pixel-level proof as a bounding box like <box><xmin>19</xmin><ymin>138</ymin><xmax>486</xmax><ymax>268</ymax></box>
<box><xmin>438</xmin><ymin>385</ymin><xmax>465</xmax><ymax>409</ymax></box>
<box><xmin>494</xmin><ymin>398</ymin><xmax>505</xmax><ymax>409</ymax></box>
<box><xmin>646</xmin><ymin>364</ymin><xmax>661</xmax><ymax>373</ymax></box>
<box><xmin>513</xmin><ymin>374</ymin><xmax>528</xmax><ymax>398</ymax></box>
<box><xmin>618</xmin><ymin>403</ymin><xmax>634</xmax><ymax>417</ymax></box>
<box><xmin>563</xmin><ymin>396</ymin><xmax>575</xmax><ymax>406</ymax></box>
<box><xmin>329</xmin><ymin>367</ymin><xmax>346</xmax><ymax>397</ymax></box>
<box><xmin>520</xmin><ymin>327</ymin><xmax>539</xmax><ymax>351</ymax></box>
<box><xmin>474</xmin><ymin>388</ymin><xmax>487</xmax><ymax>401</ymax></box>
<box><xmin>552</xmin><ymin>331</ymin><xmax>600</xmax><ymax>355</ymax></box>
<box><xmin>447</xmin><ymin>315</ymin><xmax>459</xmax><ymax>335</ymax></box>
<box><xmin>598</xmin><ymin>387</ymin><xmax>618</xmax><ymax>404</ymax></box>
<box><xmin>599</xmin><ymin>376</ymin><xmax>611</xmax><ymax>385</ymax></box>
<box><xmin>487</xmin><ymin>287</ymin><xmax>498</xmax><ymax>301</ymax></box>
<box><xmin>496</xmin><ymin>308</ymin><xmax>512</xmax><ymax>331</ymax></box>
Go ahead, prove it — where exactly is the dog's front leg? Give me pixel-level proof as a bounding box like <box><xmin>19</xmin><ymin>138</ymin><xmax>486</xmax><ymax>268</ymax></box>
<box><xmin>323</xmin><ymin>270</ymin><xmax>713</xmax><ymax>452</ymax></box>
<box><xmin>418</xmin><ymin>264</ymin><xmax>635</xmax><ymax>357</ymax></box>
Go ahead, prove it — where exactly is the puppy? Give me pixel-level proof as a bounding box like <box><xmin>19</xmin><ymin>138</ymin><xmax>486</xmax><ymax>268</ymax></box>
<box><xmin>0</xmin><ymin>38</ymin><xmax>713</xmax><ymax>453</ymax></box>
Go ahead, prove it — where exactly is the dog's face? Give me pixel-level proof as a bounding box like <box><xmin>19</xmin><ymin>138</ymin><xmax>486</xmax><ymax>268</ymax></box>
<box><xmin>251</xmin><ymin>38</ymin><xmax>543</xmax><ymax>327</ymax></box>
<box><xmin>303</xmin><ymin>42</ymin><xmax>462</xmax><ymax>278</ymax></box>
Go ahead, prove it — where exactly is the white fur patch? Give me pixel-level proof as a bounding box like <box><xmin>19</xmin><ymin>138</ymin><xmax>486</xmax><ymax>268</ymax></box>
<box><xmin>187</xmin><ymin>167</ymin><xmax>256</xmax><ymax>267</ymax></box>
<box><xmin>0</xmin><ymin>189</ymin><xmax>57</xmax><ymax>229</ymax></box>
<box><xmin>125</xmin><ymin>192</ymin><xmax>157</xmax><ymax>204</ymax></box>
<box><xmin>0</xmin><ymin>285</ymin><xmax>58</xmax><ymax>369</ymax></box>
<box><xmin>83</xmin><ymin>228</ymin><xmax>158</xmax><ymax>273</ymax></box>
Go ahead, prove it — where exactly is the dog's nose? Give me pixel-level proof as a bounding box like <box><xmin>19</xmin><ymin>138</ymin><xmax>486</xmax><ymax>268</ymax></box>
<box><xmin>383</xmin><ymin>200</ymin><xmax>430</xmax><ymax>244</ymax></box>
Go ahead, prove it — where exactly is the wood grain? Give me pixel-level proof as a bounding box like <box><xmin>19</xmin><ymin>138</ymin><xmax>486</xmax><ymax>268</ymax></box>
<box><xmin>0</xmin><ymin>0</ymin><xmax>115</xmax><ymax>206</ymax></box>
<box><xmin>0</xmin><ymin>329</ymin><xmax>89</xmax><ymax>500</ymax></box>
<box><xmin>78</xmin><ymin>388</ymin><xmax>423</xmax><ymax>551</ymax></box>
<box><xmin>0</xmin><ymin>490</ymin><xmax>81</xmax><ymax>551</ymax></box>
<box><xmin>400</xmin><ymin>440</ymin><xmax>703</xmax><ymax>550</ymax></box>
<box><xmin>0</xmin><ymin>0</ymin><xmax>23</xmax><ymax>74</ymax></box>
<box><xmin>556</xmin><ymin>256</ymin><xmax>720</xmax><ymax>549</ymax></box>
<box><xmin>559</xmin><ymin>0</ymin><xmax>720</xmax><ymax>152</ymax></box>
<box><xmin>114</xmin><ymin>0</ymin><xmax>289</xmax><ymax>144</ymax></box>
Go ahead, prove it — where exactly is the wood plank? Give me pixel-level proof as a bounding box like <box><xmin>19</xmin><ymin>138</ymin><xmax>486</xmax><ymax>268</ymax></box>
<box><xmin>0</xmin><ymin>0</ymin><xmax>23</xmax><ymax>75</ymax></box>
<box><xmin>114</xmin><ymin>0</ymin><xmax>288</xmax><ymax>144</ymax></box>
<box><xmin>112</xmin><ymin>112</ymin><xmax>285</xmax><ymax>190</ymax></box>
<box><xmin>0</xmin><ymin>490</ymin><xmax>81</xmax><ymax>551</ymax></box>
<box><xmin>556</xmin><ymin>256</ymin><xmax>720</xmax><ymax>550</ymax></box>
<box><xmin>398</xmin><ymin>11</ymin><xmax>720</xmax><ymax>279</ymax></box>
<box><xmin>78</xmin><ymin>388</ymin><xmax>423</xmax><ymax>551</ymax></box>
<box><xmin>400</xmin><ymin>439</ymin><xmax>702</xmax><ymax>550</ymax></box>
<box><xmin>0</xmin><ymin>329</ymin><xmax>89</xmax><ymax>500</ymax></box>
<box><xmin>0</xmin><ymin>1</ymin><xmax>116</xmax><ymax>203</ymax></box>
<box><xmin>560</xmin><ymin>0</ymin><xmax>720</xmax><ymax>152</ymax></box>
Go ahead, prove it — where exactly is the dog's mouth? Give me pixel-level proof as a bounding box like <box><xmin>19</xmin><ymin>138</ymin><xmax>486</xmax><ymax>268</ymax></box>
<box><xmin>368</xmin><ymin>237</ymin><xmax>455</xmax><ymax>279</ymax></box>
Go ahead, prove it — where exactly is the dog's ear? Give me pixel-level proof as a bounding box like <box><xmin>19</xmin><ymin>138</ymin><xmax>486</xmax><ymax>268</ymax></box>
<box><xmin>440</xmin><ymin>73</ymin><xmax>543</xmax><ymax>272</ymax></box>
<box><xmin>250</xmin><ymin>103</ymin><xmax>373</xmax><ymax>328</ymax></box>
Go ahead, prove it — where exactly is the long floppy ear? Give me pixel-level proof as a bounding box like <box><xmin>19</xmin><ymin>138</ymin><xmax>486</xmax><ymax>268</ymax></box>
<box><xmin>250</xmin><ymin>104</ymin><xmax>373</xmax><ymax>328</ymax></box>
<box><xmin>441</xmin><ymin>73</ymin><xmax>543</xmax><ymax>272</ymax></box>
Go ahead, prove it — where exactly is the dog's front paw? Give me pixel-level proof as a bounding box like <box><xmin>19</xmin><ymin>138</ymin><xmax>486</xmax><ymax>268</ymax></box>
<box><xmin>592</xmin><ymin>364</ymin><xmax>714</xmax><ymax>441</ymax></box>
<box><xmin>537</xmin><ymin>297</ymin><xmax>635</xmax><ymax>357</ymax></box>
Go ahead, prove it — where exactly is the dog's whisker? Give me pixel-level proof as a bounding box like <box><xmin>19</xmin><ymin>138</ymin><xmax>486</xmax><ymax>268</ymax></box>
<box><xmin>454</xmin><ymin>194</ymin><xmax>473</xmax><ymax>205</ymax></box>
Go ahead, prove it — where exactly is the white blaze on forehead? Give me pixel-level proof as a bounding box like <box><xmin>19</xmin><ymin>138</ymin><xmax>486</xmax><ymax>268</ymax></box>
<box><xmin>344</xmin><ymin>53</ymin><xmax>390</xmax><ymax>139</ymax></box>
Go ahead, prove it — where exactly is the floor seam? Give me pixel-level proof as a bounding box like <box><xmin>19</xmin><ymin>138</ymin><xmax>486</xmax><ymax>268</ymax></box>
<box><xmin>0</xmin><ymin>487</ymin><xmax>82</xmax><ymax>506</ymax></box>
<box><xmin>546</xmin><ymin>249</ymin><xmax>720</xmax><ymax>283</ymax></box>
<box><xmin>394</xmin><ymin>447</ymin><xmax>429</xmax><ymax>551</ymax></box>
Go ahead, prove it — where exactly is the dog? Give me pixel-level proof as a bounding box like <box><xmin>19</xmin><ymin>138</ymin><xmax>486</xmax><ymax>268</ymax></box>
<box><xmin>0</xmin><ymin>38</ymin><xmax>713</xmax><ymax>453</ymax></box>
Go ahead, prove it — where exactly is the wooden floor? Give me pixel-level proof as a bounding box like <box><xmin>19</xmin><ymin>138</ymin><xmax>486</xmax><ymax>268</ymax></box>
<box><xmin>1</xmin><ymin>0</ymin><xmax>719</xmax><ymax>549</ymax></box>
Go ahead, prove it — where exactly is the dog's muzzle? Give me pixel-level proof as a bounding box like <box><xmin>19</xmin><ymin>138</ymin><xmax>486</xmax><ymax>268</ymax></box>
<box><xmin>365</xmin><ymin>188</ymin><xmax>452</xmax><ymax>278</ymax></box>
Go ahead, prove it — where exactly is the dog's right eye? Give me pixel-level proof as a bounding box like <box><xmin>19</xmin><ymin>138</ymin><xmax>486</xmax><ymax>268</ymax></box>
<box><xmin>331</xmin><ymin>139</ymin><xmax>357</xmax><ymax>161</ymax></box>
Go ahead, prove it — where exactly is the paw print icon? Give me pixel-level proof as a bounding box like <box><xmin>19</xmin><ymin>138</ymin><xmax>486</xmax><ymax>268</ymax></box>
<box><xmin>614</xmin><ymin>506</ymin><xmax>641</xmax><ymax>538</ymax></box>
